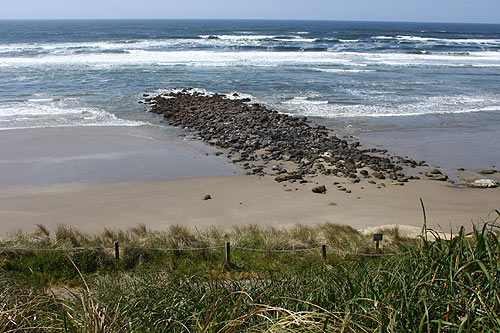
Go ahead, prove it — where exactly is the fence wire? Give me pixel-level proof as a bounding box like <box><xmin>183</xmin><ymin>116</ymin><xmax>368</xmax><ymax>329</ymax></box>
<box><xmin>0</xmin><ymin>244</ymin><xmax>409</xmax><ymax>257</ymax></box>
<box><xmin>122</xmin><ymin>245</ymin><xmax>225</xmax><ymax>252</ymax></box>
<box><xmin>232</xmin><ymin>246</ymin><xmax>322</xmax><ymax>253</ymax></box>
<box><xmin>330</xmin><ymin>248</ymin><xmax>409</xmax><ymax>257</ymax></box>
<box><xmin>0</xmin><ymin>246</ymin><xmax>111</xmax><ymax>252</ymax></box>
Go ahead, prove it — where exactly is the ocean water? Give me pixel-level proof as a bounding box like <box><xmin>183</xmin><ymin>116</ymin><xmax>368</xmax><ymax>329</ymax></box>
<box><xmin>1</xmin><ymin>19</ymin><xmax>499</xmax><ymax>172</ymax></box>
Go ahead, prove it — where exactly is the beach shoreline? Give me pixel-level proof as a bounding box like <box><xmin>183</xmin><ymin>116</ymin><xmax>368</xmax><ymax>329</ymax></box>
<box><xmin>1</xmin><ymin>94</ymin><xmax>500</xmax><ymax>236</ymax></box>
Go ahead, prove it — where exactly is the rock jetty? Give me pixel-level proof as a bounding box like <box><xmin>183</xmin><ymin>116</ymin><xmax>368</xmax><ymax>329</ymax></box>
<box><xmin>143</xmin><ymin>89</ymin><xmax>423</xmax><ymax>183</ymax></box>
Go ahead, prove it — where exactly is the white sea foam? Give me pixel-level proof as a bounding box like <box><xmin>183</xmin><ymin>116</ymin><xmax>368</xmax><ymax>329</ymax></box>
<box><xmin>27</xmin><ymin>98</ymin><xmax>61</xmax><ymax>102</ymax></box>
<box><xmin>0</xmin><ymin>36</ymin><xmax>278</xmax><ymax>55</ymax></box>
<box><xmin>199</xmin><ymin>35</ymin><xmax>318</xmax><ymax>43</ymax></box>
<box><xmin>1</xmin><ymin>34</ymin><xmax>497</xmax><ymax>57</ymax></box>
<box><xmin>155</xmin><ymin>87</ymin><xmax>255</xmax><ymax>101</ymax></box>
<box><xmin>275</xmin><ymin>38</ymin><xmax>318</xmax><ymax>43</ymax></box>
<box><xmin>361</xmin><ymin>51</ymin><xmax>500</xmax><ymax>68</ymax></box>
<box><xmin>313</xmin><ymin>68</ymin><xmax>376</xmax><ymax>73</ymax></box>
<box><xmin>156</xmin><ymin>87</ymin><xmax>218</xmax><ymax>97</ymax></box>
<box><xmin>273</xmin><ymin>37</ymin><xmax>318</xmax><ymax>42</ymax></box>
<box><xmin>372</xmin><ymin>35</ymin><xmax>500</xmax><ymax>45</ymax></box>
<box><xmin>199</xmin><ymin>35</ymin><xmax>277</xmax><ymax>40</ymax></box>
<box><xmin>372</xmin><ymin>36</ymin><xmax>394</xmax><ymax>40</ymax></box>
<box><xmin>0</xmin><ymin>40</ymin><xmax>180</xmax><ymax>54</ymax></box>
<box><xmin>1</xmin><ymin>41</ymin><xmax>499</xmax><ymax>72</ymax></box>
<box><xmin>0</xmin><ymin>99</ymin><xmax>144</xmax><ymax>130</ymax></box>
<box><xmin>2</xmin><ymin>49</ymin><xmax>498</xmax><ymax>69</ymax></box>
<box><xmin>277</xmin><ymin>94</ymin><xmax>500</xmax><ymax>118</ymax></box>
<box><xmin>0</xmin><ymin>50</ymin><xmax>357</xmax><ymax>68</ymax></box>
<box><xmin>224</xmin><ymin>91</ymin><xmax>256</xmax><ymax>100</ymax></box>
<box><xmin>284</xmin><ymin>97</ymin><xmax>329</xmax><ymax>105</ymax></box>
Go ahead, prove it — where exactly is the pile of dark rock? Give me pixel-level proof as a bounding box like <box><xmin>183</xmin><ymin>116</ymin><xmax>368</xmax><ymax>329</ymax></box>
<box><xmin>142</xmin><ymin>90</ymin><xmax>424</xmax><ymax>183</ymax></box>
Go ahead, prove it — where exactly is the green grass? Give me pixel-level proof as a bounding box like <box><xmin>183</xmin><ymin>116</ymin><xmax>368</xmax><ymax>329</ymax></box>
<box><xmin>0</xmin><ymin>223</ymin><xmax>412</xmax><ymax>282</ymax></box>
<box><xmin>1</xmin><ymin>214</ymin><xmax>499</xmax><ymax>332</ymax></box>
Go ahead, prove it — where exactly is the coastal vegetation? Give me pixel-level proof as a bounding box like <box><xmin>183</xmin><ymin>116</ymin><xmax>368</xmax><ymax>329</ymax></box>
<box><xmin>1</xmin><ymin>211</ymin><xmax>499</xmax><ymax>332</ymax></box>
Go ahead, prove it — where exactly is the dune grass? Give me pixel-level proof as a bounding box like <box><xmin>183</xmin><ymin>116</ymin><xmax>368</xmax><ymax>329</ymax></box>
<box><xmin>1</xmin><ymin>214</ymin><xmax>499</xmax><ymax>332</ymax></box>
<box><xmin>0</xmin><ymin>223</ymin><xmax>413</xmax><ymax>284</ymax></box>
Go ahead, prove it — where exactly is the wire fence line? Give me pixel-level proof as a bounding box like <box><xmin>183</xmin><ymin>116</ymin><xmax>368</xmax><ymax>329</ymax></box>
<box><xmin>122</xmin><ymin>245</ymin><xmax>225</xmax><ymax>252</ymax></box>
<box><xmin>330</xmin><ymin>248</ymin><xmax>408</xmax><ymax>257</ymax></box>
<box><xmin>0</xmin><ymin>244</ymin><xmax>409</xmax><ymax>257</ymax></box>
<box><xmin>233</xmin><ymin>246</ymin><xmax>323</xmax><ymax>253</ymax></box>
<box><xmin>0</xmin><ymin>246</ymin><xmax>112</xmax><ymax>252</ymax></box>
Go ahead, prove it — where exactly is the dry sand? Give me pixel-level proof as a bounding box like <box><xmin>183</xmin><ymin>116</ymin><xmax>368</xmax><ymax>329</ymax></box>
<box><xmin>1</xmin><ymin>173</ymin><xmax>498</xmax><ymax>236</ymax></box>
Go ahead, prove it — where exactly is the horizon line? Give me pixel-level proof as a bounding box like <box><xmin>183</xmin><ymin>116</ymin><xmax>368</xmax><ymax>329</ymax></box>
<box><xmin>0</xmin><ymin>18</ymin><xmax>499</xmax><ymax>25</ymax></box>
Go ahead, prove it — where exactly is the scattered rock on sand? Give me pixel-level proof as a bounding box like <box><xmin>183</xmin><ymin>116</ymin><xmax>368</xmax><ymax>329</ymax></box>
<box><xmin>431</xmin><ymin>174</ymin><xmax>448</xmax><ymax>181</ymax></box>
<box><xmin>312</xmin><ymin>185</ymin><xmax>327</xmax><ymax>194</ymax></box>
<box><xmin>430</xmin><ymin>169</ymin><xmax>442</xmax><ymax>175</ymax></box>
<box><xmin>203</xmin><ymin>194</ymin><xmax>212</xmax><ymax>200</ymax></box>
<box><xmin>467</xmin><ymin>179</ymin><xmax>499</xmax><ymax>188</ymax></box>
<box><xmin>479</xmin><ymin>169</ymin><xmax>497</xmax><ymax>175</ymax></box>
<box><xmin>275</xmin><ymin>173</ymin><xmax>303</xmax><ymax>182</ymax></box>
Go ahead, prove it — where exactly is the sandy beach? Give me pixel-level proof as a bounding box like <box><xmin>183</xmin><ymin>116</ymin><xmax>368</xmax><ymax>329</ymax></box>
<box><xmin>1</xmin><ymin>124</ymin><xmax>499</xmax><ymax>236</ymax></box>
<box><xmin>1</xmin><ymin>109</ymin><xmax>500</xmax><ymax>236</ymax></box>
<box><xmin>1</xmin><ymin>173</ymin><xmax>499</xmax><ymax>236</ymax></box>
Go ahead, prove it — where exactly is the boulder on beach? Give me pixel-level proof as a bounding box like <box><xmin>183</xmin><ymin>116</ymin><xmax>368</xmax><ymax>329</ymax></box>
<box><xmin>467</xmin><ymin>179</ymin><xmax>499</xmax><ymax>188</ymax></box>
<box><xmin>274</xmin><ymin>174</ymin><xmax>303</xmax><ymax>182</ymax></box>
<box><xmin>479</xmin><ymin>169</ymin><xmax>497</xmax><ymax>175</ymax></box>
<box><xmin>431</xmin><ymin>174</ymin><xmax>448</xmax><ymax>181</ymax></box>
<box><xmin>430</xmin><ymin>169</ymin><xmax>442</xmax><ymax>175</ymax></box>
<box><xmin>312</xmin><ymin>185</ymin><xmax>327</xmax><ymax>194</ymax></box>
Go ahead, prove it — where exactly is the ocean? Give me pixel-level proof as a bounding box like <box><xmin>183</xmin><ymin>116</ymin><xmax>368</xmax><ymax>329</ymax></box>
<box><xmin>1</xmin><ymin>19</ymin><xmax>499</xmax><ymax>174</ymax></box>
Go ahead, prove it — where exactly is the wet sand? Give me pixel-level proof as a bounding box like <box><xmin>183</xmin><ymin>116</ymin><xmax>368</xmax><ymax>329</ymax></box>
<box><xmin>0</xmin><ymin>126</ymin><xmax>241</xmax><ymax>184</ymax></box>
<box><xmin>359</xmin><ymin>127</ymin><xmax>500</xmax><ymax>181</ymax></box>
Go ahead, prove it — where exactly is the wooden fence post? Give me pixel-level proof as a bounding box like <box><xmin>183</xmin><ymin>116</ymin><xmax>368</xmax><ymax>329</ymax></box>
<box><xmin>373</xmin><ymin>234</ymin><xmax>383</xmax><ymax>253</ymax></box>
<box><xmin>114</xmin><ymin>241</ymin><xmax>120</xmax><ymax>262</ymax></box>
<box><xmin>321</xmin><ymin>244</ymin><xmax>327</xmax><ymax>261</ymax></box>
<box><xmin>225</xmin><ymin>241</ymin><xmax>231</xmax><ymax>266</ymax></box>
